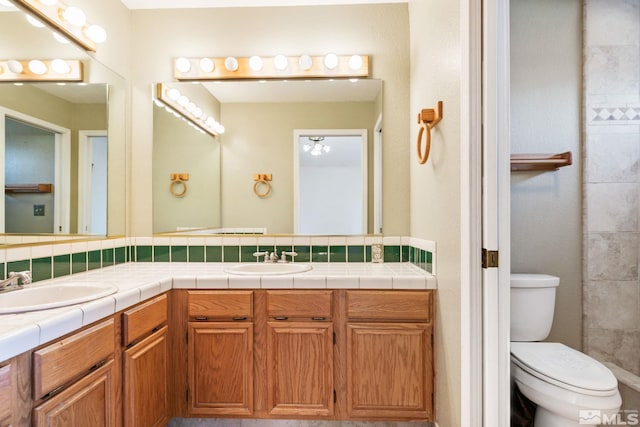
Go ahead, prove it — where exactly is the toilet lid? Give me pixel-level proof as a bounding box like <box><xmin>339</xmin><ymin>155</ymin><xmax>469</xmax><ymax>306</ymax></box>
<box><xmin>511</xmin><ymin>342</ymin><xmax>618</xmax><ymax>393</ymax></box>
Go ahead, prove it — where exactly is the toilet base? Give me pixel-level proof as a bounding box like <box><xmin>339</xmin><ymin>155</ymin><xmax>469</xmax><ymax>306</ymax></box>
<box><xmin>535</xmin><ymin>407</ymin><xmax>583</xmax><ymax>427</ymax></box>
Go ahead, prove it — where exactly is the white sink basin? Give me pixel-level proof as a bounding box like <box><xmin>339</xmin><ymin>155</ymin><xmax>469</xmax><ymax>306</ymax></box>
<box><xmin>0</xmin><ymin>283</ymin><xmax>118</xmax><ymax>314</ymax></box>
<box><xmin>224</xmin><ymin>263</ymin><xmax>312</xmax><ymax>276</ymax></box>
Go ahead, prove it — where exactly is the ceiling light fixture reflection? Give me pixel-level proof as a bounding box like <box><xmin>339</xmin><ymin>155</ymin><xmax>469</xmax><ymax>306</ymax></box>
<box><xmin>155</xmin><ymin>83</ymin><xmax>224</xmax><ymax>138</ymax></box>
<box><xmin>10</xmin><ymin>0</ymin><xmax>107</xmax><ymax>52</ymax></box>
<box><xmin>303</xmin><ymin>136</ymin><xmax>331</xmax><ymax>156</ymax></box>
<box><xmin>173</xmin><ymin>54</ymin><xmax>368</xmax><ymax>81</ymax></box>
<box><xmin>0</xmin><ymin>58</ymin><xmax>83</xmax><ymax>82</ymax></box>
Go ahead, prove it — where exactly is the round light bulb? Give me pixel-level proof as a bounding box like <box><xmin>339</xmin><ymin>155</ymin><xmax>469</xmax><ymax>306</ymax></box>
<box><xmin>186</xmin><ymin>102</ymin><xmax>196</xmax><ymax>113</ymax></box>
<box><xmin>52</xmin><ymin>31</ymin><xmax>70</xmax><ymax>44</ymax></box>
<box><xmin>193</xmin><ymin>108</ymin><xmax>203</xmax><ymax>118</ymax></box>
<box><xmin>215</xmin><ymin>124</ymin><xmax>225</xmax><ymax>134</ymax></box>
<box><xmin>177</xmin><ymin>95</ymin><xmax>189</xmax><ymax>107</ymax></box>
<box><xmin>273</xmin><ymin>54</ymin><xmax>288</xmax><ymax>71</ymax></box>
<box><xmin>298</xmin><ymin>55</ymin><xmax>313</xmax><ymax>71</ymax></box>
<box><xmin>51</xmin><ymin>59</ymin><xmax>70</xmax><ymax>74</ymax></box>
<box><xmin>61</xmin><ymin>6</ymin><xmax>86</xmax><ymax>27</ymax></box>
<box><xmin>7</xmin><ymin>60</ymin><xmax>23</xmax><ymax>74</ymax></box>
<box><xmin>224</xmin><ymin>57</ymin><xmax>239</xmax><ymax>72</ymax></box>
<box><xmin>199</xmin><ymin>57</ymin><xmax>214</xmax><ymax>73</ymax></box>
<box><xmin>348</xmin><ymin>54</ymin><xmax>363</xmax><ymax>71</ymax></box>
<box><xmin>248</xmin><ymin>55</ymin><xmax>263</xmax><ymax>72</ymax></box>
<box><xmin>167</xmin><ymin>88</ymin><xmax>180</xmax><ymax>100</ymax></box>
<box><xmin>25</xmin><ymin>14</ymin><xmax>45</xmax><ymax>28</ymax></box>
<box><xmin>324</xmin><ymin>53</ymin><xmax>339</xmax><ymax>70</ymax></box>
<box><xmin>28</xmin><ymin>60</ymin><xmax>47</xmax><ymax>75</ymax></box>
<box><xmin>85</xmin><ymin>25</ymin><xmax>107</xmax><ymax>44</ymax></box>
<box><xmin>175</xmin><ymin>57</ymin><xmax>191</xmax><ymax>73</ymax></box>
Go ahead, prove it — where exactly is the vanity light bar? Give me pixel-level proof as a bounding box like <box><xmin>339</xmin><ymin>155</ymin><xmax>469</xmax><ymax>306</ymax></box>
<box><xmin>0</xmin><ymin>59</ymin><xmax>83</xmax><ymax>82</ymax></box>
<box><xmin>10</xmin><ymin>0</ymin><xmax>106</xmax><ymax>52</ymax></box>
<box><xmin>173</xmin><ymin>54</ymin><xmax>369</xmax><ymax>81</ymax></box>
<box><xmin>155</xmin><ymin>83</ymin><xmax>224</xmax><ymax>138</ymax></box>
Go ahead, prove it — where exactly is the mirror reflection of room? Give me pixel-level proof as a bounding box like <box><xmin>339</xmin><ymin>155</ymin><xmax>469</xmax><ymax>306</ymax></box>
<box><xmin>0</xmin><ymin>83</ymin><xmax>108</xmax><ymax>235</ymax></box>
<box><xmin>152</xmin><ymin>79</ymin><xmax>382</xmax><ymax>235</ymax></box>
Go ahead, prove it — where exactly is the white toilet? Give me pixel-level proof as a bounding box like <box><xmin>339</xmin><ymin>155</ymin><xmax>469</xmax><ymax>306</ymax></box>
<box><xmin>510</xmin><ymin>274</ymin><xmax>621</xmax><ymax>426</ymax></box>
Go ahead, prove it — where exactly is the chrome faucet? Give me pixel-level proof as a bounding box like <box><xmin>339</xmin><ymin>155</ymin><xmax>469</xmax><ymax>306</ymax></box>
<box><xmin>253</xmin><ymin>251</ymin><xmax>297</xmax><ymax>263</ymax></box>
<box><xmin>0</xmin><ymin>271</ymin><xmax>32</xmax><ymax>292</ymax></box>
<box><xmin>279</xmin><ymin>251</ymin><xmax>298</xmax><ymax>263</ymax></box>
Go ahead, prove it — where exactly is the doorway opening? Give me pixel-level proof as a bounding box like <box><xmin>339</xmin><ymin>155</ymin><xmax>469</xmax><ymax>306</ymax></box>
<box><xmin>293</xmin><ymin>129</ymin><xmax>367</xmax><ymax>235</ymax></box>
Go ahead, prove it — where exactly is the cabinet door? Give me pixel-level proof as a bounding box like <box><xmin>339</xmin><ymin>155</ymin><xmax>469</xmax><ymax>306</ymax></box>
<box><xmin>33</xmin><ymin>359</ymin><xmax>115</xmax><ymax>427</ymax></box>
<box><xmin>123</xmin><ymin>326</ymin><xmax>169</xmax><ymax>427</ymax></box>
<box><xmin>0</xmin><ymin>364</ymin><xmax>11</xmax><ymax>426</ymax></box>
<box><xmin>188</xmin><ymin>322</ymin><xmax>253</xmax><ymax>416</ymax></box>
<box><xmin>267</xmin><ymin>321</ymin><xmax>334</xmax><ymax>417</ymax></box>
<box><xmin>347</xmin><ymin>323</ymin><xmax>433</xmax><ymax>420</ymax></box>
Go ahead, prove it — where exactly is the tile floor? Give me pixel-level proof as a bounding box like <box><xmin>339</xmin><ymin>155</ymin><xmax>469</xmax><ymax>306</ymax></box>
<box><xmin>167</xmin><ymin>419</ymin><xmax>433</xmax><ymax>427</ymax></box>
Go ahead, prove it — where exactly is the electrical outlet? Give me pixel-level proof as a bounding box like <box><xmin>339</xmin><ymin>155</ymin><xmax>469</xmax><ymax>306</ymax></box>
<box><xmin>33</xmin><ymin>204</ymin><xmax>45</xmax><ymax>216</ymax></box>
<box><xmin>371</xmin><ymin>243</ymin><xmax>383</xmax><ymax>263</ymax></box>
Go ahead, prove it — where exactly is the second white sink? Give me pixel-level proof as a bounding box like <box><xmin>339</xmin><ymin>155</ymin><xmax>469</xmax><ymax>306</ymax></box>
<box><xmin>0</xmin><ymin>283</ymin><xmax>118</xmax><ymax>314</ymax></box>
<box><xmin>224</xmin><ymin>263</ymin><xmax>312</xmax><ymax>276</ymax></box>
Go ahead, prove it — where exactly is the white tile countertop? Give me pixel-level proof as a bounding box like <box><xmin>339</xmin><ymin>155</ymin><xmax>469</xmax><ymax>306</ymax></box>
<box><xmin>0</xmin><ymin>262</ymin><xmax>435</xmax><ymax>362</ymax></box>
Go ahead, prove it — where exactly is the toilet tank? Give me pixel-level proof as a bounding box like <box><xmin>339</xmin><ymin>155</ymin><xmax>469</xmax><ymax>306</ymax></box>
<box><xmin>510</xmin><ymin>274</ymin><xmax>560</xmax><ymax>342</ymax></box>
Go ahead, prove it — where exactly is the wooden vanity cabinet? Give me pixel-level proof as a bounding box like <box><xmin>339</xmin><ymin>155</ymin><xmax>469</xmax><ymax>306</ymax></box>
<box><xmin>31</xmin><ymin>319</ymin><xmax>116</xmax><ymax>427</ymax></box>
<box><xmin>0</xmin><ymin>363</ymin><xmax>12</xmax><ymax>425</ymax></box>
<box><xmin>266</xmin><ymin>291</ymin><xmax>334</xmax><ymax>418</ymax></box>
<box><xmin>345</xmin><ymin>291</ymin><xmax>434</xmax><ymax>420</ymax></box>
<box><xmin>187</xmin><ymin>291</ymin><xmax>254</xmax><ymax>416</ymax></box>
<box><xmin>122</xmin><ymin>294</ymin><xmax>170</xmax><ymax>427</ymax></box>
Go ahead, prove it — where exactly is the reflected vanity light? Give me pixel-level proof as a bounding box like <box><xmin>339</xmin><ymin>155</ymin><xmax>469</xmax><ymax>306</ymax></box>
<box><xmin>0</xmin><ymin>58</ymin><xmax>83</xmax><ymax>82</ymax></box>
<box><xmin>11</xmin><ymin>0</ymin><xmax>107</xmax><ymax>52</ymax></box>
<box><xmin>173</xmin><ymin>54</ymin><xmax>369</xmax><ymax>81</ymax></box>
<box><xmin>155</xmin><ymin>83</ymin><xmax>224</xmax><ymax>137</ymax></box>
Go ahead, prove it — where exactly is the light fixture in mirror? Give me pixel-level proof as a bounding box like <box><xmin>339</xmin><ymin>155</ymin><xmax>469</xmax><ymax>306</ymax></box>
<box><xmin>155</xmin><ymin>83</ymin><xmax>225</xmax><ymax>137</ymax></box>
<box><xmin>0</xmin><ymin>58</ymin><xmax>82</xmax><ymax>82</ymax></box>
<box><xmin>9</xmin><ymin>0</ymin><xmax>106</xmax><ymax>52</ymax></box>
<box><xmin>173</xmin><ymin>54</ymin><xmax>369</xmax><ymax>81</ymax></box>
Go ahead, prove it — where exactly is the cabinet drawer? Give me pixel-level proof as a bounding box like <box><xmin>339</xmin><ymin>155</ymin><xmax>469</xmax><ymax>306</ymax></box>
<box><xmin>267</xmin><ymin>291</ymin><xmax>332</xmax><ymax>319</ymax></box>
<box><xmin>347</xmin><ymin>291</ymin><xmax>432</xmax><ymax>322</ymax></box>
<box><xmin>33</xmin><ymin>318</ymin><xmax>115</xmax><ymax>399</ymax></box>
<box><xmin>188</xmin><ymin>291</ymin><xmax>253</xmax><ymax>319</ymax></box>
<box><xmin>122</xmin><ymin>293</ymin><xmax>168</xmax><ymax>346</ymax></box>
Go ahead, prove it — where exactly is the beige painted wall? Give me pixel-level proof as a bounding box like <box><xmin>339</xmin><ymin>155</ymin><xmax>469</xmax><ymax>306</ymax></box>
<box><xmin>220</xmin><ymin>101</ymin><xmax>376</xmax><ymax>234</ymax></box>
<box><xmin>510</xmin><ymin>0</ymin><xmax>583</xmax><ymax>350</ymax></box>
<box><xmin>130</xmin><ymin>4</ymin><xmax>410</xmax><ymax>236</ymax></box>
<box><xmin>408</xmin><ymin>1</ymin><xmax>461</xmax><ymax>425</ymax></box>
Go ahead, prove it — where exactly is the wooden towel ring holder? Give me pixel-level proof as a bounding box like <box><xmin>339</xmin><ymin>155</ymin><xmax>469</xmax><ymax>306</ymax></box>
<box><xmin>416</xmin><ymin>101</ymin><xmax>443</xmax><ymax>164</ymax></box>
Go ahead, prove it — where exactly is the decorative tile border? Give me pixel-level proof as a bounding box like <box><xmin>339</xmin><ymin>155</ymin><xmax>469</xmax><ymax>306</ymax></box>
<box><xmin>0</xmin><ymin>236</ymin><xmax>435</xmax><ymax>283</ymax></box>
<box><xmin>589</xmin><ymin>105</ymin><xmax>640</xmax><ymax>124</ymax></box>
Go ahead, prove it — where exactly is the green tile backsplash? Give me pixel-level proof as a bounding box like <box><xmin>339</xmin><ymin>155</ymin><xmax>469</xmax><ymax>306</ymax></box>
<box><xmin>0</xmin><ymin>238</ymin><xmax>434</xmax><ymax>283</ymax></box>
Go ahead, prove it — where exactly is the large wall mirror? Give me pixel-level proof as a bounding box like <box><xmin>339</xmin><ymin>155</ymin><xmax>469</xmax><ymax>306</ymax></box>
<box><xmin>153</xmin><ymin>78</ymin><xmax>382</xmax><ymax>235</ymax></box>
<box><xmin>0</xmin><ymin>6</ymin><xmax>127</xmax><ymax>244</ymax></box>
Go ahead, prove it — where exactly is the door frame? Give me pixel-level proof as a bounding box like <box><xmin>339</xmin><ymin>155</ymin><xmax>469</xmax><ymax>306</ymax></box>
<box><xmin>293</xmin><ymin>129</ymin><xmax>368</xmax><ymax>234</ymax></box>
<box><xmin>373</xmin><ymin>113</ymin><xmax>383</xmax><ymax>234</ymax></box>
<box><xmin>0</xmin><ymin>106</ymin><xmax>71</xmax><ymax>234</ymax></box>
<box><xmin>78</xmin><ymin>130</ymin><xmax>108</xmax><ymax>235</ymax></box>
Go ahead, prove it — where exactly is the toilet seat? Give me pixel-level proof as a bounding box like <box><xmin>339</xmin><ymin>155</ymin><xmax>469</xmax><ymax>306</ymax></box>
<box><xmin>511</xmin><ymin>342</ymin><xmax>618</xmax><ymax>397</ymax></box>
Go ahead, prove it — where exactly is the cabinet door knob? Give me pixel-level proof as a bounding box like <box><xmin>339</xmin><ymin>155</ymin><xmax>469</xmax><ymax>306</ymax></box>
<box><xmin>273</xmin><ymin>316</ymin><xmax>288</xmax><ymax>321</ymax></box>
<box><xmin>232</xmin><ymin>317</ymin><xmax>248</xmax><ymax>321</ymax></box>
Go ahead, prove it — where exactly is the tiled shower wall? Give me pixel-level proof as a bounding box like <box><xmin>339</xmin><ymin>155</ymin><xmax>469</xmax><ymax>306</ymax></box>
<box><xmin>583</xmin><ymin>0</ymin><xmax>640</xmax><ymax>376</ymax></box>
